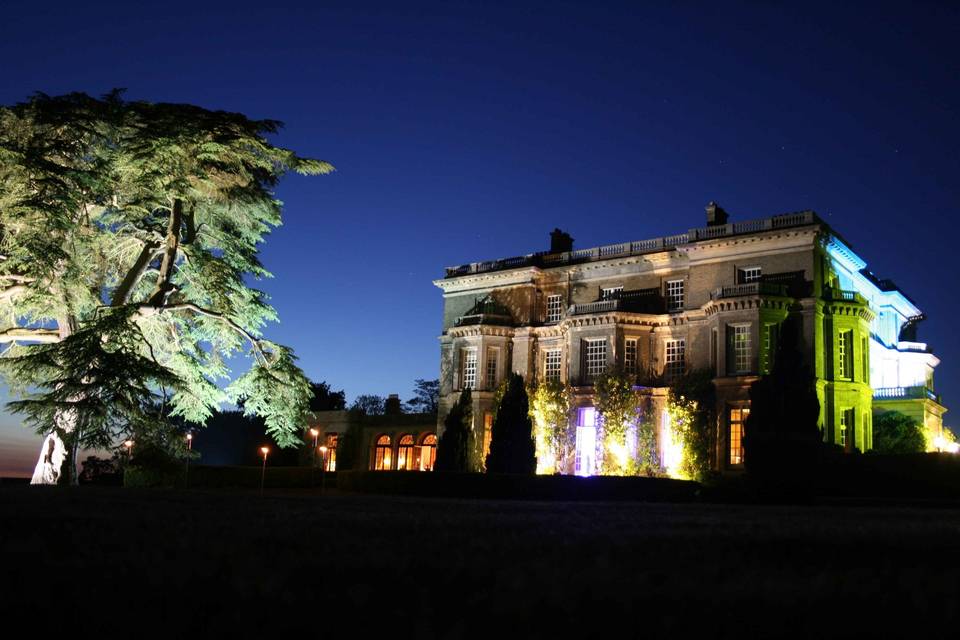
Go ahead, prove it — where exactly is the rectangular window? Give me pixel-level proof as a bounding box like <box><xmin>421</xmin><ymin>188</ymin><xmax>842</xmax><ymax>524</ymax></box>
<box><xmin>461</xmin><ymin>349</ymin><xmax>477</xmax><ymax>390</ymax></box>
<box><xmin>729</xmin><ymin>407</ymin><xmax>749</xmax><ymax>466</ymax></box>
<box><xmin>665</xmin><ymin>339</ymin><xmax>685</xmax><ymax>380</ymax></box>
<box><xmin>545</xmin><ymin>294</ymin><xmax>563</xmax><ymax>323</ymax></box>
<box><xmin>624</xmin><ymin>338</ymin><xmax>638</xmax><ymax>377</ymax></box>
<box><xmin>600</xmin><ymin>286</ymin><xmax>623</xmax><ymax>300</ymax></box>
<box><xmin>732</xmin><ymin>324</ymin><xmax>751</xmax><ymax>374</ymax></box>
<box><xmin>837</xmin><ymin>330</ymin><xmax>853</xmax><ymax>380</ymax></box>
<box><xmin>544</xmin><ymin>349</ymin><xmax>562</xmax><ymax>382</ymax></box>
<box><xmin>666</xmin><ymin>280</ymin><xmax>684</xmax><ymax>312</ymax></box>
<box><xmin>485</xmin><ymin>348</ymin><xmax>498</xmax><ymax>390</ymax></box>
<box><xmin>762</xmin><ymin>323</ymin><xmax>779</xmax><ymax>374</ymax></box>
<box><xmin>861</xmin><ymin>337</ymin><xmax>868</xmax><ymax>382</ymax></box>
<box><xmin>711</xmin><ymin>328</ymin><xmax>718</xmax><ymax>375</ymax></box>
<box><xmin>738</xmin><ymin>266</ymin><xmax>762</xmax><ymax>284</ymax></box>
<box><xmin>839</xmin><ymin>409</ymin><xmax>854</xmax><ymax>449</ymax></box>
<box><xmin>583</xmin><ymin>339</ymin><xmax>607</xmax><ymax>382</ymax></box>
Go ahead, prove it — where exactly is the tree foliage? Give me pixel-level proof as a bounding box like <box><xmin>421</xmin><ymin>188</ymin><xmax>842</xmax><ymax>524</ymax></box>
<box><xmin>528</xmin><ymin>379</ymin><xmax>571</xmax><ymax>474</ymax></box>
<box><xmin>872</xmin><ymin>411</ymin><xmax>925</xmax><ymax>454</ymax></box>
<box><xmin>666</xmin><ymin>369</ymin><xmax>716</xmax><ymax>481</ymax></box>
<box><xmin>308</xmin><ymin>381</ymin><xmax>346</xmax><ymax>412</ymax></box>
<box><xmin>435</xmin><ymin>389</ymin><xmax>473</xmax><ymax>472</ymax></box>
<box><xmin>349</xmin><ymin>394</ymin><xmax>385</xmax><ymax>416</ymax></box>
<box><xmin>485</xmin><ymin>373</ymin><xmax>536</xmax><ymax>474</ymax></box>
<box><xmin>594</xmin><ymin>368</ymin><xmax>638</xmax><ymax>476</ymax></box>
<box><xmin>0</xmin><ymin>91</ymin><xmax>332</xmax><ymax>482</ymax></box>
<box><xmin>406</xmin><ymin>378</ymin><xmax>439</xmax><ymax>414</ymax></box>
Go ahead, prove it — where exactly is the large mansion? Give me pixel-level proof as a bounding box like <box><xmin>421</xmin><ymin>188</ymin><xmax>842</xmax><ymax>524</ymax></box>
<box><xmin>433</xmin><ymin>203</ymin><xmax>947</xmax><ymax>475</ymax></box>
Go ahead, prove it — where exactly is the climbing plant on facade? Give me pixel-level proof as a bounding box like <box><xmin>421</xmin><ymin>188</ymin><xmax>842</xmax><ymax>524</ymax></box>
<box><xmin>528</xmin><ymin>379</ymin><xmax>572</xmax><ymax>474</ymax></box>
<box><xmin>0</xmin><ymin>91</ymin><xmax>332</xmax><ymax>484</ymax></box>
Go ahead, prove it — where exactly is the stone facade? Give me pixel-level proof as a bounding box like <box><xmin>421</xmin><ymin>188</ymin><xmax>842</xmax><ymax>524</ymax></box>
<box><xmin>433</xmin><ymin>203</ymin><xmax>948</xmax><ymax>474</ymax></box>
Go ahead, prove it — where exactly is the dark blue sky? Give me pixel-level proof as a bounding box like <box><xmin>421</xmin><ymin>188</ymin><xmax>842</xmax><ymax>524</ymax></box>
<box><xmin>1</xmin><ymin>1</ymin><xmax>958</xmax><ymax>473</ymax></box>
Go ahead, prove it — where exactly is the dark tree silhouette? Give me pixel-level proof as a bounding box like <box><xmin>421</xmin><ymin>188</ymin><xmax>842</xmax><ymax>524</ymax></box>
<box><xmin>308</xmin><ymin>382</ymin><xmax>346</xmax><ymax>412</ymax></box>
<box><xmin>406</xmin><ymin>378</ymin><xmax>439</xmax><ymax>414</ymax></box>
<box><xmin>349</xmin><ymin>394</ymin><xmax>385</xmax><ymax>415</ymax></box>
<box><xmin>435</xmin><ymin>389</ymin><xmax>472</xmax><ymax>472</ymax></box>
<box><xmin>744</xmin><ymin>315</ymin><xmax>821</xmax><ymax>493</ymax></box>
<box><xmin>485</xmin><ymin>373</ymin><xmax>536</xmax><ymax>474</ymax></box>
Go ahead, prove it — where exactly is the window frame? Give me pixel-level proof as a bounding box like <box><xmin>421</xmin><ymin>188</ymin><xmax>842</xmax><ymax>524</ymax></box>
<box><xmin>545</xmin><ymin>294</ymin><xmax>564</xmax><ymax>323</ymax></box>
<box><xmin>665</xmin><ymin>338</ymin><xmax>685</xmax><ymax>381</ymax></box>
<box><xmin>665</xmin><ymin>279</ymin><xmax>684</xmax><ymax>312</ymax></box>
<box><xmin>544</xmin><ymin>348</ymin><xmax>562</xmax><ymax>382</ymax></box>
<box><xmin>583</xmin><ymin>338</ymin><xmax>607</xmax><ymax>382</ymax></box>
<box><xmin>738</xmin><ymin>266</ymin><xmax>762</xmax><ymax>284</ymax></box>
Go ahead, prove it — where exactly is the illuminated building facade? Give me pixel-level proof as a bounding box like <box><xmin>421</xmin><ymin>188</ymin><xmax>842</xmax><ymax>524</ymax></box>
<box><xmin>434</xmin><ymin>203</ymin><xmax>947</xmax><ymax>474</ymax></box>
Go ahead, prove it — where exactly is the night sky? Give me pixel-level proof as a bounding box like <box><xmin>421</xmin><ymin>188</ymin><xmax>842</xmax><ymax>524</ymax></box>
<box><xmin>1</xmin><ymin>1</ymin><xmax>957</xmax><ymax>475</ymax></box>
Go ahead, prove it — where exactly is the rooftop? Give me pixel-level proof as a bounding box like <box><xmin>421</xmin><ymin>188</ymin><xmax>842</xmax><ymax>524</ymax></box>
<box><xmin>444</xmin><ymin>210</ymin><xmax>819</xmax><ymax>278</ymax></box>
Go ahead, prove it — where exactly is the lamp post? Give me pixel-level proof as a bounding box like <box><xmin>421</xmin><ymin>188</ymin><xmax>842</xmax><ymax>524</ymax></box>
<box><xmin>260</xmin><ymin>446</ymin><xmax>269</xmax><ymax>496</ymax></box>
<box><xmin>319</xmin><ymin>445</ymin><xmax>328</xmax><ymax>496</ymax></box>
<box><xmin>185</xmin><ymin>433</ymin><xmax>193</xmax><ymax>488</ymax></box>
<box><xmin>123</xmin><ymin>440</ymin><xmax>134</xmax><ymax>466</ymax></box>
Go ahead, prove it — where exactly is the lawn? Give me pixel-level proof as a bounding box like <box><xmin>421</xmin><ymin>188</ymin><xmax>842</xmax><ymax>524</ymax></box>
<box><xmin>2</xmin><ymin>487</ymin><xmax>958</xmax><ymax>637</ymax></box>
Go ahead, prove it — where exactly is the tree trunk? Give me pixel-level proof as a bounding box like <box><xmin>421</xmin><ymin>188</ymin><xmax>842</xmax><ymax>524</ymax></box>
<box><xmin>29</xmin><ymin>317</ymin><xmax>78</xmax><ymax>486</ymax></box>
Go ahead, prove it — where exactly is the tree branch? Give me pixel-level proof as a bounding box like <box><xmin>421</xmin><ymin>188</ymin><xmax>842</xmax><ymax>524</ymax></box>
<box><xmin>0</xmin><ymin>328</ymin><xmax>61</xmax><ymax>344</ymax></box>
<box><xmin>111</xmin><ymin>240</ymin><xmax>160</xmax><ymax>306</ymax></box>
<box><xmin>136</xmin><ymin>302</ymin><xmax>268</xmax><ymax>364</ymax></box>
<box><xmin>147</xmin><ymin>198</ymin><xmax>183</xmax><ymax>307</ymax></box>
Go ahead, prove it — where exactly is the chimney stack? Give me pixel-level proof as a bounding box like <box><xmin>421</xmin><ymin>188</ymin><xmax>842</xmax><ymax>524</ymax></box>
<box><xmin>705</xmin><ymin>201</ymin><xmax>729</xmax><ymax>227</ymax></box>
<box><xmin>385</xmin><ymin>394</ymin><xmax>402</xmax><ymax>415</ymax></box>
<box><xmin>550</xmin><ymin>228</ymin><xmax>574</xmax><ymax>253</ymax></box>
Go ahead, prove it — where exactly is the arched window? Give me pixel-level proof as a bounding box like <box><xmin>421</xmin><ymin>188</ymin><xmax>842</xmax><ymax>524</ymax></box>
<box><xmin>397</xmin><ymin>434</ymin><xmax>416</xmax><ymax>471</ymax></box>
<box><xmin>419</xmin><ymin>434</ymin><xmax>438</xmax><ymax>471</ymax></box>
<box><xmin>374</xmin><ymin>435</ymin><xmax>392</xmax><ymax>470</ymax></box>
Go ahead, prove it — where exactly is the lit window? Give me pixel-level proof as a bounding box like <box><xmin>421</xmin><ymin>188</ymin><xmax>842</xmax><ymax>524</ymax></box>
<box><xmin>544</xmin><ymin>349</ymin><xmax>562</xmax><ymax>382</ymax></box>
<box><xmin>461</xmin><ymin>349</ymin><xmax>477</xmax><ymax>390</ymax></box>
<box><xmin>666</xmin><ymin>280</ymin><xmax>684</xmax><ymax>312</ymax></box>
<box><xmin>624</xmin><ymin>338</ymin><xmax>638</xmax><ymax>377</ymax></box>
<box><xmin>738</xmin><ymin>267</ymin><xmax>762</xmax><ymax>284</ymax></box>
<box><xmin>583</xmin><ymin>339</ymin><xmax>607</xmax><ymax>381</ymax></box>
<box><xmin>837</xmin><ymin>330</ymin><xmax>853</xmax><ymax>380</ymax></box>
<box><xmin>324</xmin><ymin>434</ymin><xmax>338</xmax><ymax>471</ymax></box>
<box><xmin>374</xmin><ymin>435</ymin><xmax>392</xmax><ymax>470</ymax></box>
<box><xmin>396</xmin><ymin>434</ymin><xmax>415</xmax><ymax>471</ymax></box>
<box><xmin>485</xmin><ymin>347</ymin><xmax>498</xmax><ymax>390</ymax></box>
<box><xmin>665</xmin><ymin>339</ymin><xmax>685</xmax><ymax>380</ymax></box>
<box><xmin>729</xmin><ymin>407</ymin><xmax>749</xmax><ymax>466</ymax></box>
<box><xmin>546</xmin><ymin>295</ymin><xmax>563</xmax><ymax>323</ymax></box>
<box><xmin>419</xmin><ymin>434</ymin><xmax>437</xmax><ymax>471</ymax></box>
<box><xmin>601</xmin><ymin>286</ymin><xmax>623</xmax><ymax>300</ymax></box>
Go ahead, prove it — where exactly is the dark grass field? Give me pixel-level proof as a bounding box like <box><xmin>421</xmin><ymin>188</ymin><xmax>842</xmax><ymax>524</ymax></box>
<box><xmin>3</xmin><ymin>487</ymin><xmax>960</xmax><ymax>637</ymax></box>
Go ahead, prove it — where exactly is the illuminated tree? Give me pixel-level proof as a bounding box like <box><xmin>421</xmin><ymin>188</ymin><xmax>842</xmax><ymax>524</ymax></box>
<box><xmin>0</xmin><ymin>91</ymin><xmax>332</xmax><ymax>484</ymax></box>
<box><xmin>594</xmin><ymin>369</ymin><xmax>638</xmax><ymax>476</ymax></box>
<box><xmin>528</xmin><ymin>379</ymin><xmax>571</xmax><ymax>474</ymax></box>
<box><xmin>486</xmin><ymin>373</ymin><xmax>536</xmax><ymax>474</ymax></box>
<box><xmin>435</xmin><ymin>388</ymin><xmax>473</xmax><ymax>472</ymax></box>
<box><xmin>666</xmin><ymin>369</ymin><xmax>716</xmax><ymax>481</ymax></box>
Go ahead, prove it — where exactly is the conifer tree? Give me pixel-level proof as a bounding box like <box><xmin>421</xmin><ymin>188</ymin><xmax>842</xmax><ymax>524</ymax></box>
<box><xmin>485</xmin><ymin>373</ymin><xmax>536</xmax><ymax>474</ymax></box>
<box><xmin>743</xmin><ymin>315</ymin><xmax>821</xmax><ymax>490</ymax></box>
<box><xmin>0</xmin><ymin>91</ymin><xmax>333</xmax><ymax>484</ymax></box>
<box><xmin>435</xmin><ymin>389</ymin><xmax>472</xmax><ymax>472</ymax></box>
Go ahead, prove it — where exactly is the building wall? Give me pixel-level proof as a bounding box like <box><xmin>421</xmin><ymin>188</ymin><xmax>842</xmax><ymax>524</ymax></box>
<box><xmin>435</xmin><ymin>211</ymin><xmax>946</xmax><ymax>473</ymax></box>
